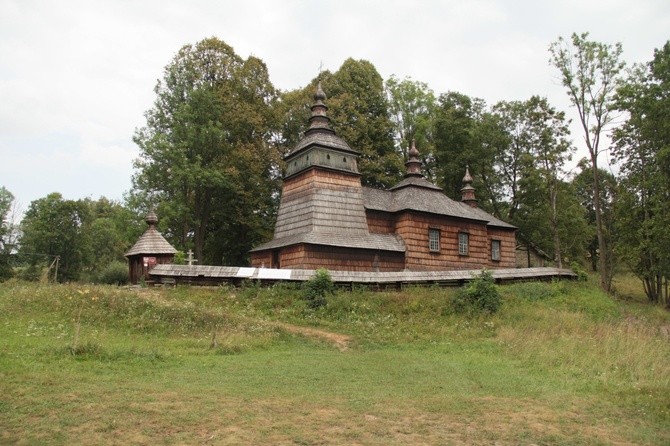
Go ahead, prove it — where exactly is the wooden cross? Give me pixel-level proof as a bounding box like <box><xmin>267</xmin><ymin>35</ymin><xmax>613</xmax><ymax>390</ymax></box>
<box><xmin>186</xmin><ymin>249</ymin><xmax>198</xmax><ymax>266</ymax></box>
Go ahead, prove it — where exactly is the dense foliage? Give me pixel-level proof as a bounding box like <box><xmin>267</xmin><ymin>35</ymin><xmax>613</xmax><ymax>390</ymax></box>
<box><xmin>3</xmin><ymin>35</ymin><xmax>669</xmax><ymax>307</ymax></box>
<box><xmin>612</xmin><ymin>42</ymin><xmax>670</xmax><ymax>306</ymax></box>
<box><xmin>452</xmin><ymin>270</ymin><xmax>502</xmax><ymax>314</ymax></box>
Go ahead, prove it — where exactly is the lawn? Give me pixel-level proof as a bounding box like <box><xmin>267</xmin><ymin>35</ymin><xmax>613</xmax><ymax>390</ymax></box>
<box><xmin>1</xmin><ymin>277</ymin><xmax>668</xmax><ymax>445</ymax></box>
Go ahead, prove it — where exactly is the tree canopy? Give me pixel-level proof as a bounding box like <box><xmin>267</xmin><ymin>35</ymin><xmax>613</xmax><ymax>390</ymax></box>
<box><xmin>133</xmin><ymin>37</ymin><xmax>281</xmax><ymax>264</ymax></box>
<box><xmin>6</xmin><ymin>34</ymin><xmax>670</xmax><ymax>307</ymax></box>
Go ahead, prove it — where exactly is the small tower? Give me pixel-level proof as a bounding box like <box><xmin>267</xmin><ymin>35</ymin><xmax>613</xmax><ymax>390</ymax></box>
<box><xmin>405</xmin><ymin>140</ymin><xmax>423</xmax><ymax>177</ymax></box>
<box><xmin>125</xmin><ymin>211</ymin><xmax>177</xmax><ymax>284</ymax></box>
<box><xmin>461</xmin><ymin>165</ymin><xmax>478</xmax><ymax>208</ymax></box>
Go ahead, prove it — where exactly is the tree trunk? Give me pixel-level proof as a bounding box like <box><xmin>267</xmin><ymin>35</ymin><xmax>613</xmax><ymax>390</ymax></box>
<box><xmin>549</xmin><ymin>179</ymin><xmax>562</xmax><ymax>269</ymax></box>
<box><xmin>591</xmin><ymin>157</ymin><xmax>610</xmax><ymax>293</ymax></box>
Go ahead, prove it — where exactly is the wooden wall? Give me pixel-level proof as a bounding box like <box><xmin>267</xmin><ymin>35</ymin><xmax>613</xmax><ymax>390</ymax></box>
<box><xmin>486</xmin><ymin>227</ymin><xmax>517</xmax><ymax>268</ymax></box>
<box><xmin>250</xmin><ymin>251</ymin><xmax>273</xmax><ymax>268</ymax></box>
<box><xmin>395</xmin><ymin>212</ymin><xmax>489</xmax><ymax>270</ymax></box>
<box><xmin>366</xmin><ymin>210</ymin><xmax>394</xmax><ymax>234</ymax></box>
<box><xmin>251</xmin><ymin>243</ymin><xmax>404</xmax><ymax>272</ymax></box>
<box><xmin>282</xmin><ymin>168</ymin><xmax>361</xmax><ymax>196</ymax></box>
<box><xmin>127</xmin><ymin>254</ymin><xmax>174</xmax><ymax>284</ymax></box>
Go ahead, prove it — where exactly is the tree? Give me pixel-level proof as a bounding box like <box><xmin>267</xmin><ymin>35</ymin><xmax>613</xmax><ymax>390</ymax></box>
<box><xmin>0</xmin><ymin>186</ymin><xmax>18</xmax><ymax>281</ymax></box>
<box><xmin>549</xmin><ymin>32</ymin><xmax>625</xmax><ymax>292</ymax></box>
<box><xmin>385</xmin><ymin>75</ymin><xmax>437</xmax><ymax>161</ymax></box>
<box><xmin>276</xmin><ymin>60</ymin><xmax>404</xmax><ymax>188</ymax></box>
<box><xmin>612</xmin><ymin>41</ymin><xmax>670</xmax><ymax>305</ymax></box>
<box><xmin>327</xmin><ymin>59</ymin><xmax>404</xmax><ymax>188</ymax></box>
<box><xmin>20</xmin><ymin>193</ymin><xmax>92</xmax><ymax>282</ymax></box>
<box><xmin>133</xmin><ymin>38</ymin><xmax>280</xmax><ymax>264</ymax></box>
<box><xmin>433</xmin><ymin>92</ymin><xmax>497</xmax><ymax>199</ymax></box>
<box><xmin>492</xmin><ymin>97</ymin><xmax>579</xmax><ymax>267</ymax></box>
<box><xmin>572</xmin><ymin>162</ymin><xmax>617</xmax><ymax>272</ymax></box>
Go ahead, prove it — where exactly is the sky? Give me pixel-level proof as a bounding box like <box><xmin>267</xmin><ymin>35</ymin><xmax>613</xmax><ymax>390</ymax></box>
<box><xmin>1</xmin><ymin>0</ymin><xmax>669</xmax><ymax>214</ymax></box>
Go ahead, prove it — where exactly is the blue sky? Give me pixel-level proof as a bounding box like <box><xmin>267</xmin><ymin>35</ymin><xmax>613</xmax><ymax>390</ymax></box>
<box><xmin>1</xmin><ymin>0</ymin><xmax>668</xmax><ymax>213</ymax></box>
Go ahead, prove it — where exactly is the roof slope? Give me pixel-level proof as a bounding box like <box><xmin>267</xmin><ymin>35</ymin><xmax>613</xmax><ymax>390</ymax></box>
<box><xmin>273</xmin><ymin>187</ymin><xmax>370</xmax><ymax>239</ymax></box>
<box><xmin>126</xmin><ymin>227</ymin><xmax>177</xmax><ymax>256</ymax></box>
<box><xmin>125</xmin><ymin>214</ymin><xmax>177</xmax><ymax>256</ymax></box>
<box><xmin>363</xmin><ymin>186</ymin><xmax>515</xmax><ymax>229</ymax></box>
<box><xmin>250</xmin><ymin>231</ymin><xmax>406</xmax><ymax>252</ymax></box>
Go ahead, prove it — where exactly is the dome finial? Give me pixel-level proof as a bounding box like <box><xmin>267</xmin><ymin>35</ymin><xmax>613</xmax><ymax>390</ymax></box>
<box><xmin>145</xmin><ymin>210</ymin><xmax>158</xmax><ymax>227</ymax></box>
<box><xmin>461</xmin><ymin>166</ymin><xmax>477</xmax><ymax>208</ymax></box>
<box><xmin>462</xmin><ymin>165</ymin><xmax>473</xmax><ymax>183</ymax></box>
<box><xmin>315</xmin><ymin>82</ymin><xmax>326</xmax><ymax>102</ymax></box>
<box><xmin>404</xmin><ymin>140</ymin><xmax>423</xmax><ymax>177</ymax></box>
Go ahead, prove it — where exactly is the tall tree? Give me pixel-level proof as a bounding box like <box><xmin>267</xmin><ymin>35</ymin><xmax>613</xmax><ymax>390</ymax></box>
<box><xmin>385</xmin><ymin>75</ymin><xmax>437</xmax><ymax>161</ymax></box>
<box><xmin>549</xmin><ymin>32</ymin><xmax>625</xmax><ymax>291</ymax></box>
<box><xmin>0</xmin><ymin>187</ymin><xmax>18</xmax><ymax>281</ymax></box>
<box><xmin>19</xmin><ymin>193</ymin><xmax>92</xmax><ymax>282</ymax></box>
<box><xmin>327</xmin><ymin>59</ymin><xmax>403</xmax><ymax>188</ymax></box>
<box><xmin>572</xmin><ymin>161</ymin><xmax>617</xmax><ymax>272</ymax></box>
<box><xmin>133</xmin><ymin>38</ymin><xmax>280</xmax><ymax>264</ymax></box>
<box><xmin>612</xmin><ymin>41</ymin><xmax>670</xmax><ymax>305</ymax></box>
<box><xmin>276</xmin><ymin>60</ymin><xmax>403</xmax><ymax>188</ymax></box>
<box><xmin>492</xmin><ymin>97</ymin><xmax>578</xmax><ymax>267</ymax></box>
<box><xmin>433</xmin><ymin>92</ymin><xmax>495</xmax><ymax>199</ymax></box>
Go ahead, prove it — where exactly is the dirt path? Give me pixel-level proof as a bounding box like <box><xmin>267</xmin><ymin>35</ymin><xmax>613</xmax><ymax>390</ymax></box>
<box><xmin>275</xmin><ymin>322</ymin><xmax>352</xmax><ymax>352</ymax></box>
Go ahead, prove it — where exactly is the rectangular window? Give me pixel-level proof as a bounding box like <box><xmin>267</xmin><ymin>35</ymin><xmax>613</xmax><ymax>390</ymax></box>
<box><xmin>458</xmin><ymin>232</ymin><xmax>469</xmax><ymax>256</ymax></box>
<box><xmin>429</xmin><ymin>228</ymin><xmax>440</xmax><ymax>252</ymax></box>
<box><xmin>491</xmin><ymin>239</ymin><xmax>501</xmax><ymax>261</ymax></box>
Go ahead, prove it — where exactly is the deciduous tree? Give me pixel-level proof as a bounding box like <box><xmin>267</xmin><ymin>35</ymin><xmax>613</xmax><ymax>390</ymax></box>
<box><xmin>133</xmin><ymin>38</ymin><xmax>280</xmax><ymax>264</ymax></box>
<box><xmin>549</xmin><ymin>32</ymin><xmax>625</xmax><ymax>291</ymax></box>
<box><xmin>612</xmin><ymin>41</ymin><xmax>670</xmax><ymax>305</ymax></box>
<box><xmin>19</xmin><ymin>193</ymin><xmax>91</xmax><ymax>282</ymax></box>
<box><xmin>0</xmin><ymin>187</ymin><xmax>18</xmax><ymax>281</ymax></box>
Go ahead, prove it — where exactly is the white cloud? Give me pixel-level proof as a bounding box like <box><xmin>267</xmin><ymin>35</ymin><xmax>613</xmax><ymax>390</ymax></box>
<box><xmin>1</xmin><ymin>0</ymin><xmax>669</xmax><ymax>208</ymax></box>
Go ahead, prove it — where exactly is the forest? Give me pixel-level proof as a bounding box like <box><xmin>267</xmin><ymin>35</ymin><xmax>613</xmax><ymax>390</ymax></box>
<box><xmin>1</xmin><ymin>33</ymin><xmax>668</xmax><ymax>306</ymax></box>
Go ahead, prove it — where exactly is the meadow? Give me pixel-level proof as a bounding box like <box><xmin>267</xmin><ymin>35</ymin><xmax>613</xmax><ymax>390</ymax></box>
<box><xmin>1</xmin><ymin>276</ymin><xmax>668</xmax><ymax>445</ymax></box>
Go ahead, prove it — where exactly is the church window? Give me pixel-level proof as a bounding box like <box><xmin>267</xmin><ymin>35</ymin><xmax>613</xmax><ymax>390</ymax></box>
<box><xmin>458</xmin><ymin>232</ymin><xmax>469</xmax><ymax>256</ymax></box>
<box><xmin>429</xmin><ymin>228</ymin><xmax>440</xmax><ymax>252</ymax></box>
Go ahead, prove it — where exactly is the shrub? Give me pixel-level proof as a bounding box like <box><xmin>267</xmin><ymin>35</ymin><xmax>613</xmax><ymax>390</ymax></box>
<box><xmin>96</xmin><ymin>261</ymin><xmax>129</xmax><ymax>285</ymax></box>
<box><xmin>302</xmin><ymin>268</ymin><xmax>334</xmax><ymax>309</ymax></box>
<box><xmin>453</xmin><ymin>270</ymin><xmax>501</xmax><ymax>314</ymax></box>
<box><xmin>570</xmin><ymin>261</ymin><xmax>588</xmax><ymax>281</ymax></box>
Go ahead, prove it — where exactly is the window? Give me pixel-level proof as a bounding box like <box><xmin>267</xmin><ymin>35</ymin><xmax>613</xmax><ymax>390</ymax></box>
<box><xmin>491</xmin><ymin>239</ymin><xmax>501</xmax><ymax>261</ymax></box>
<box><xmin>458</xmin><ymin>232</ymin><xmax>469</xmax><ymax>256</ymax></box>
<box><xmin>429</xmin><ymin>228</ymin><xmax>440</xmax><ymax>252</ymax></box>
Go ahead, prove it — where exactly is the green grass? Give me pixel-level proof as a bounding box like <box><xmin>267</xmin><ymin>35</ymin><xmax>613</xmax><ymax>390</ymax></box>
<box><xmin>1</xmin><ymin>278</ymin><xmax>668</xmax><ymax>445</ymax></box>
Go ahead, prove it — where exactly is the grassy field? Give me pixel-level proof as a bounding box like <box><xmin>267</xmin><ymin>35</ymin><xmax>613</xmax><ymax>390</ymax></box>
<box><xmin>1</xmin><ymin>275</ymin><xmax>668</xmax><ymax>445</ymax></box>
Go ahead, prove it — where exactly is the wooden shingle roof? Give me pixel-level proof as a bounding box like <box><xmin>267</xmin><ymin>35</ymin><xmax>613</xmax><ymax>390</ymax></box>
<box><xmin>273</xmin><ymin>187</ymin><xmax>369</xmax><ymax>239</ymax></box>
<box><xmin>363</xmin><ymin>186</ymin><xmax>515</xmax><ymax>229</ymax></box>
<box><xmin>125</xmin><ymin>212</ymin><xmax>177</xmax><ymax>257</ymax></box>
<box><xmin>250</xmin><ymin>231</ymin><xmax>405</xmax><ymax>253</ymax></box>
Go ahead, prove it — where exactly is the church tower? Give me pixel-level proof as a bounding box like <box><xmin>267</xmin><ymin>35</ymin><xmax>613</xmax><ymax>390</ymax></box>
<box><xmin>249</xmin><ymin>84</ymin><xmax>405</xmax><ymax>270</ymax></box>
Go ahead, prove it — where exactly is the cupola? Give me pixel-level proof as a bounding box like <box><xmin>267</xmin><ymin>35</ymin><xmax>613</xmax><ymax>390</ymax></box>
<box><xmin>461</xmin><ymin>165</ymin><xmax>478</xmax><ymax>208</ymax></box>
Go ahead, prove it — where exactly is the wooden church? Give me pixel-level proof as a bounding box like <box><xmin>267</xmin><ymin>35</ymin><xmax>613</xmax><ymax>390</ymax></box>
<box><xmin>249</xmin><ymin>85</ymin><xmax>516</xmax><ymax>272</ymax></box>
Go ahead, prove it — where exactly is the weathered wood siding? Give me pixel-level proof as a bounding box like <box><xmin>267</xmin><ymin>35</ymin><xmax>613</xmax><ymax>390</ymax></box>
<box><xmin>515</xmin><ymin>245</ymin><xmax>550</xmax><ymax>268</ymax></box>
<box><xmin>392</xmin><ymin>212</ymin><xmax>489</xmax><ymax>270</ymax></box>
<box><xmin>486</xmin><ymin>227</ymin><xmax>517</xmax><ymax>268</ymax></box>
<box><xmin>366</xmin><ymin>210</ymin><xmax>395</xmax><ymax>234</ymax></box>
<box><xmin>252</xmin><ymin>243</ymin><xmax>404</xmax><ymax>272</ymax></box>
<box><xmin>274</xmin><ymin>168</ymin><xmax>369</xmax><ymax>239</ymax></box>
<box><xmin>127</xmin><ymin>254</ymin><xmax>174</xmax><ymax>285</ymax></box>
<box><xmin>250</xmin><ymin>251</ymin><xmax>273</xmax><ymax>268</ymax></box>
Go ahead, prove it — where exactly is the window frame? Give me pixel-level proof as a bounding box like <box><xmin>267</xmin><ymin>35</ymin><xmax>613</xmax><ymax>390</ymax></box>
<box><xmin>491</xmin><ymin>239</ymin><xmax>501</xmax><ymax>261</ymax></box>
<box><xmin>458</xmin><ymin>232</ymin><xmax>469</xmax><ymax>256</ymax></box>
<box><xmin>428</xmin><ymin>228</ymin><xmax>441</xmax><ymax>253</ymax></box>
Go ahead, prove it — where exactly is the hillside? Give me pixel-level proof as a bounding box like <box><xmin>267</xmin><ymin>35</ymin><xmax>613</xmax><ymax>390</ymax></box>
<box><xmin>1</xmin><ymin>278</ymin><xmax>668</xmax><ymax>445</ymax></box>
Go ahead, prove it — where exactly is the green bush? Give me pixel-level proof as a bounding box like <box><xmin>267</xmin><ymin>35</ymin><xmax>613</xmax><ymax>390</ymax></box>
<box><xmin>570</xmin><ymin>261</ymin><xmax>588</xmax><ymax>281</ymax></box>
<box><xmin>453</xmin><ymin>270</ymin><xmax>501</xmax><ymax>314</ymax></box>
<box><xmin>96</xmin><ymin>261</ymin><xmax>129</xmax><ymax>285</ymax></box>
<box><xmin>302</xmin><ymin>268</ymin><xmax>334</xmax><ymax>309</ymax></box>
